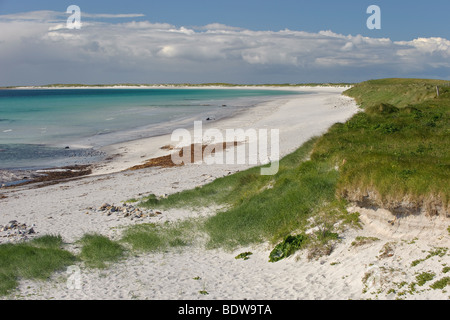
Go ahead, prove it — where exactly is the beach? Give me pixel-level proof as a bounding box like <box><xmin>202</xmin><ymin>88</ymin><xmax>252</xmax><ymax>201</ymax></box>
<box><xmin>1</xmin><ymin>86</ymin><xmax>449</xmax><ymax>300</ymax></box>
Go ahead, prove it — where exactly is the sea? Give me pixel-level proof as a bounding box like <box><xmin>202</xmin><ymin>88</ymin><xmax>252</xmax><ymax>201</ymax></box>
<box><xmin>0</xmin><ymin>88</ymin><xmax>303</xmax><ymax>179</ymax></box>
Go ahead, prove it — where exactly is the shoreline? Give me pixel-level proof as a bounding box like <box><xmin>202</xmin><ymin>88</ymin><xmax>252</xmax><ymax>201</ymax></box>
<box><xmin>0</xmin><ymin>87</ymin><xmax>302</xmax><ymax>187</ymax></box>
<box><xmin>4</xmin><ymin>84</ymin><xmax>353</xmax><ymax>90</ymax></box>
<box><xmin>90</xmin><ymin>86</ymin><xmax>350</xmax><ymax>176</ymax></box>
<box><xmin>1</xmin><ymin>86</ymin><xmax>448</xmax><ymax>300</ymax></box>
<box><xmin>0</xmin><ymin>86</ymin><xmax>311</xmax><ymax>183</ymax></box>
<box><xmin>1</xmin><ymin>86</ymin><xmax>335</xmax><ymax>183</ymax></box>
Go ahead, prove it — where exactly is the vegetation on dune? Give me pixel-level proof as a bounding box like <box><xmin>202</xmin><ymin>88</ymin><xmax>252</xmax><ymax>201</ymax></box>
<box><xmin>121</xmin><ymin>220</ymin><xmax>197</xmax><ymax>252</ymax></box>
<box><xmin>78</xmin><ymin>234</ymin><xmax>125</xmax><ymax>269</ymax></box>
<box><xmin>1</xmin><ymin>78</ymin><xmax>448</xmax><ymax>297</ymax></box>
<box><xmin>343</xmin><ymin>78</ymin><xmax>450</xmax><ymax>108</ymax></box>
<box><xmin>334</xmin><ymin>78</ymin><xmax>450</xmax><ymax>214</ymax></box>
<box><xmin>139</xmin><ymin>138</ymin><xmax>349</xmax><ymax>251</ymax></box>
<box><xmin>269</xmin><ymin>234</ymin><xmax>308</xmax><ymax>262</ymax></box>
<box><xmin>0</xmin><ymin>235</ymin><xmax>76</xmax><ymax>296</ymax></box>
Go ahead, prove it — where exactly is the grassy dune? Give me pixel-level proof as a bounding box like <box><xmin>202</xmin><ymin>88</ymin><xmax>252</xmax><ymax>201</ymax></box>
<box><xmin>343</xmin><ymin>78</ymin><xmax>450</xmax><ymax>108</ymax></box>
<box><xmin>333</xmin><ymin>78</ymin><xmax>450</xmax><ymax>214</ymax></box>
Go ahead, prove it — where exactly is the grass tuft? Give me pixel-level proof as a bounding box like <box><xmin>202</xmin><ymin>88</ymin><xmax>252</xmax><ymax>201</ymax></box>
<box><xmin>78</xmin><ymin>234</ymin><xmax>124</xmax><ymax>269</ymax></box>
<box><xmin>0</xmin><ymin>235</ymin><xmax>76</xmax><ymax>296</ymax></box>
<box><xmin>121</xmin><ymin>220</ymin><xmax>197</xmax><ymax>252</ymax></box>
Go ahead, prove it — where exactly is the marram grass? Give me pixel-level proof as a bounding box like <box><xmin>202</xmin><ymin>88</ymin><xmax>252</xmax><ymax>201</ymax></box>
<box><xmin>0</xmin><ymin>235</ymin><xmax>76</xmax><ymax>296</ymax></box>
<box><xmin>78</xmin><ymin>234</ymin><xmax>125</xmax><ymax>269</ymax></box>
<box><xmin>329</xmin><ymin>79</ymin><xmax>449</xmax><ymax>213</ymax></box>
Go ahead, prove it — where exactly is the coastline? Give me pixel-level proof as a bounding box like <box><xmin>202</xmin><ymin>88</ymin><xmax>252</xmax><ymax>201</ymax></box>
<box><xmin>1</xmin><ymin>86</ymin><xmax>448</xmax><ymax>300</ymax></box>
<box><xmin>6</xmin><ymin>84</ymin><xmax>353</xmax><ymax>90</ymax></box>
<box><xmin>1</xmin><ymin>86</ymin><xmax>347</xmax><ymax>182</ymax></box>
<box><xmin>0</xmin><ymin>86</ymin><xmax>298</xmax><ymax>185</ymax></box>
<box><xmin>91</xmin><ymin>86</ymin><xmax>348</xmax><ymax>176</ymax></box>
<box><xmin>0</xmin><ymin>85</ymin><xmax>314</xmax><ymax>184</ymax></box>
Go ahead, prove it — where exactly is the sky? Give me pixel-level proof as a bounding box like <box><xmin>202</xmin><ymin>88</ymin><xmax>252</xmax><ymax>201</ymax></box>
<box><xmin>0</xmin><ymin>0</ymin><xmax>449</xmax><ymax>86</ymax></box>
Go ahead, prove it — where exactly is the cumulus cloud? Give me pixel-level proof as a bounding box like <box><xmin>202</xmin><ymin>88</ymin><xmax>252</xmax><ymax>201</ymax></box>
<box><xmin>1</xmin><ymin>10</ymin><xmax>449</xmax><ymax>85</ymax></box>
<box><xmin>82</xmin><ymin>13</ymin><xmax>145</xmax><ymax>19</ymax></box>
<box><xmin>0</xmin><ymin>10</ymin><xmax>145</xmax><ymax>21</ymax></box>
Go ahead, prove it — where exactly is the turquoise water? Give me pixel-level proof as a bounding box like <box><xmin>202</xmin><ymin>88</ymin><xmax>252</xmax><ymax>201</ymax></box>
<box><xmin>0</xmin><ymin>88</ymin><xmax>302</xmax><ymax>170</ymax></box>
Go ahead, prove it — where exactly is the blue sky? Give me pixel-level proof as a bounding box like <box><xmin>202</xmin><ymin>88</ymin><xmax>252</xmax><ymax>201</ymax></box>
<box><xmin>2</xmin><ymin>0</ymin><xmax>449</xmax><ymax>40</ymax></box>
<box><xmin>1</xmin><ymin>0</ymin><xmax>449</xmax><ymax>85</ymax></box>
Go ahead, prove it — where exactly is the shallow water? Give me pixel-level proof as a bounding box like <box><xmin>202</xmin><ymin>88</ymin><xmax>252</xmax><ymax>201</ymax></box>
<box><xmin>0</xmin><ymin>88</ymin><xmax>302</xmax><ymax>171</ymax></box>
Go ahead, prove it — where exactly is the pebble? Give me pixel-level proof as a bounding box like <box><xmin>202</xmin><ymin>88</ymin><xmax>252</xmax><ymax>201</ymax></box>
<box><xmin>0</xmin><ymin>220</ymin><xmax>38</xmax><ymax>243</ymax></box>
<box><xmin>88</xmin><ymin>202</ymin><xmax>163</xmax><ymax>220</ymax></box>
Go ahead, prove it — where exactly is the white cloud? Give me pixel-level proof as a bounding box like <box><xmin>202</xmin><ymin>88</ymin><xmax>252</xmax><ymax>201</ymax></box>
<box><xmin>82</xmin><ymin>13</ymin><xmax>145</xmax><ymax>19</ymax></box>
<box><xmin>199</xmin><ymin>23</ymin><xmax>244</xmax><ymax>32</ymax></box>
<box><xmin>1</xmin><ymin>10</ymin><xmax>449</xmax><ymax>85</ymax></box>
<box><xmin>0</xmin><ymin>10</ymin><xmax>62</xmax><ymax>21</ymax></box>
<box><xmin>0</xmin><ymin>10</ymin><xmax>145</xmax><ymax>21</ymax></box>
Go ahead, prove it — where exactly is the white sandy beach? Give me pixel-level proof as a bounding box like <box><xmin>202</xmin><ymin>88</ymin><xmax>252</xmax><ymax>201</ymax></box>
<box><xmin>1</xmin><ymin>87</ymin><xmax>449</xmax><ymax>300</ymax></box>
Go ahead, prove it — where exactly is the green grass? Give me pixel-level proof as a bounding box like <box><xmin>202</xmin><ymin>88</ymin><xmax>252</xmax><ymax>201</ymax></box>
<box><xmin>140</xmin><ymin>138</ymin><xmax>318</xmax><ymax>210</ymax></box>
<box><xmin>351</xmin><ymin>236</ymin><xmax>380</xmax><ymax>247</ymax></box>
<box><xmin>134</xmin><ymin>137</ymin><xmax>354</xmax><ymax>256</ymax></box>
<box><xmin>430</xmin><ymin>277</ymin><xmax>450</xmax><ymax>290</ymax></box>
<box><xmin>411</xmin><ymin>247</ymin><xmax>448</xmax><ymax>267</ymax></box>
<box><xmin>343</xmin><ymin>78</ymin><xmax>450</xmax><ymax>108</ymax></box>
<box><xmin>269</xmin><ymin>234</ymin><xmax>308</xmax><ymax>262</ymax></box>
<box><xmin>121</xmin><ymin>220</ymin><xmax>197</xmax><ymax>252</ymax></box>
<box><xmin>0</xmin><ymin>233</ymin><xmax>128</xmax><ymax>296</ymax></box>
<box><xmin>137</xmin><ymin>138</ymin><xmax>345</xmax><ymax>250</ymax></box>
<box><xmin>78</xmin><ymin>234</ymin><xmax>125</xmax><ymax>269</ymax></box>
<box><xmin>0</xmin><ymin>233</ymin><xmax>125</xmax><ymax>296</ymax></box>
<box><xmin>311</xmin><ymin>78</ymin><xmax>450</xmax><ymax>213</ymax></box>
<box><xmin>416</xmin><ymin>271</ymin><xmax>435</xmax><ymax>286</ymax></box>
<box><xmin>235</xmin><ymin>252</ymin><xmax>253</xmax><ymax>260</ymax></box>
<box><xmin>0</xmin><ymin>235</ymin><xmax>76</xmax><ymax>296</ymax></box>
<box><xmin>204</xmin><ymin>159</ymin><xmax>340</xmax><ymax>249</ymax></box>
